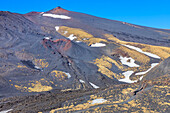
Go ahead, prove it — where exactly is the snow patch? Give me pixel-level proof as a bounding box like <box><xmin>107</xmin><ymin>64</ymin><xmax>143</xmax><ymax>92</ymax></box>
<box><xmin>119</xmin><ymin>71</ymin><xmax>137</xmax><ymax>83</ymax></box>
<box><xmin>139</xmin><ymin>76</ymin><xmax>143</xmax><ymax>81</ymax></box>
<box><xmin>42</xmin><ymin>13</ymin><xmax>71</xmax><ymax>19</ymax></box>
<box><xmin>0</xmin><ymin>109</ymin><xmax>13</xmax><ymax>113</ymax></box>
<box><xmin>91</xmin><ymin>98</ymin><xmax>107</xmax><ymax>104</ymax></box>
<box><xmin>44</xmin><ymin>37</ymin><xmax>50</xmax><ymax>40</ymax></box>
<box><xmin>82</xmin><ymin>38</ymin><xmax>89</xmax><ymax>40</ymax></box>
<box><xmin>67</xmin><ymin>34</ymin><xmax>77</xmax><ymax>40</ymax></box>
<box><xmin>89</xmin><ymin>82</ymin><xmax>99</xmax><ymax>89</ymax></box>
<box><xmin>119</xmin><ymin>56</ymin><xmax>139</xmax><ymax>67</ymax></box>
<box><xmin>34</xmin><ymin>66</ymin><xmax>43</xmax><ymax>71</ymax></box>
<box><xmin>122</xmin><ymin>44</ymin><xmax>161</xmax><ymax>59</ymax></box>
<box><xmin>75</xmin><ymin>41</ymin><xmax>82</xmax><ymax>43</ymax></box>
<box><xmin>68</xmin><ymin>62</ymin><xmax>71</xmax><ymax>66</ymax></box>
<box><xmin>64</xmin><ymin>72</ymin><xmax>71</xmax><ymax>78</ymax></box>
<box><xmin>135</xmin><ymin>63</ymin><xmax>159</xmax><ymax>75</ymax></box>
<box><xmin>55</xmin><ymin>26</ymin><xmax>60</xmax><ymax>31</ymax></box>
<box><xmin>64</xmin><ymin>31</ymin><xmax>68</xmax><ymax>34</ymax></box>
<box><xmin>34</xmin><ymin>66</ymin><xmax>41</xmax><ymax>69</ymax></box>
<box><xmin>90</xmin><ymin>43</ymin><xmax>106</xmax><ymax>47</ymax></box>
<box><xmin>79</xmin><ymin>79</ymin><xmax>85</xmax><ymax>83</ymax></box>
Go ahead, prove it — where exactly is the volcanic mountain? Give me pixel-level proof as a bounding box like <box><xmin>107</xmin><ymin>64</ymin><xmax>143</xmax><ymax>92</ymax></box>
<box><xmin>0</xmin><ymin>7</ymin><xmax>169</xmax><ymax>113</ymax></box>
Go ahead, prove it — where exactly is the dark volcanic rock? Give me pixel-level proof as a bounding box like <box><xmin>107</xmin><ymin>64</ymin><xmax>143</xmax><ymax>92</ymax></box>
<box><xmin>143</xmin><ymin>57</ymin><xmax>170</xmax><ymax>81</ymax></box>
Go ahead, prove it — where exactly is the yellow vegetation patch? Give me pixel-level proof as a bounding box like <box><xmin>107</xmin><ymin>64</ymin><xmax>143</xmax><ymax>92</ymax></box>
<box><xmin>84</xmin><ymin>38</ymin><xmax>107</xmax><ymax>46</ymax></box>
<box><xmin>50</xmin><ymin>97</ymin><xmax>107</xmax><ymax>113</ymax></box>
<box><xmin>141</xmin><ymin>45</ymin><xmax>170</xmax><ymax>59</ymax></box>
<box><xmin>128</xmin><ymin>100</ymin><xmax>137</xmax><ymax>107</ymax></box>
<box><xmin>83</xmin><ymin>84</ymin><xmax>168</xmax><ymax>112</ymax></box>
<box><xmin>61</xmin><ymin>88</ymin><xmax>73</xmax><ymax>92</ymax></box>
<box><xmin>28</xmin><ymin>81</ymin><xmax>52</xmax><ymax>92</ymax></box>
<box><xmin>122</xmin><ymin>88</ymin><xmax>135</xmax><ymax>94</ymax></box>
<box><xmin>14</xmin><ymin>79</ymin><xmax>53</xmax><ymax>92</ymax></box>
<box><xmin>155</xmin><ymin>85</ymin><xmax>170</xmax><ymax>89</ymax></box>
<box><xmin>51</xmin><ymin>70</ymin><xmax>68</xmax><ymax>81</ymax></box>
<box><xmin>158</xmin><ymin>102</ymin><xmax>170</xmax><ymax>106</ymax></box>
<box><xmin>58</xmin><ymin>26</ymin><xmax>93</xmax><ymax>39</ymax></box>
<box><xmin>33</xmin><ymin>59</ymin><xmax>49</xmax><ymax>68</ymax></box>
<box><xmin>57</xmin><ymin>26</ymin><xmax>107</xmax><ymax>46</ymax></box>
<box><xmin>90</xmin><ymin>95</ymin><xmax>98</xmax><ymax>100</ymax></box>
<box><xmin>105</xmin><ymin>34</ymin><xmax>125</xmax><ymax>44</ymax></box>
<box><xmin>48</xmin><ymin>85</ymin><xmax>140</xmax><ymax>113</ymax></box>
<box><xmin>17</xmin><ymin>64</ymin><xmax>27</xmax><ymax>68</ymax></box>
<box><xmin>93</xmin><ymin>55</ymin><xmax>124</xmax><ymax>80</ymax></box>
<box><xmin>104</xmin><ymin>34</ymin><xmax>170</xmax><ymax>59</ymax></box>
<box><xmin>118</xmin><ymin>46</ymin><xmax>150</xmax><ymax>64</ymax></box>
<box><xmin>14</xmin><ymin>85</ymin><xmax>25</xmax><ymax>91</ymax></box>
<box><xmin>102</xmin><ymin>56</ymin><xmax>124</xmax><ymax>70</ymax></box>
<box><xmin>165</xmin><ymin>92</ymin><xmax>170</xmax><ymax>96</ymax></box>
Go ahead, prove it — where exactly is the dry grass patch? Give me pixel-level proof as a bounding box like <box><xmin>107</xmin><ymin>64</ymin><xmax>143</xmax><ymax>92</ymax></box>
<box><xmin>57</xmin><ymin>26</ymin><xmax>108</xmax><ymax>46</ymax></box>
<box><xmin>33</xmin><ymin>59</ymin><xmax>49</xmax><ymax>68</ymax></box>
<box><xmin>51</xmin><ymin>70</ymin><xmax>68</xmax><ymax>81</ymax></box>
<box><xmin>104</xmin><ymin>34</ymin><xmax>170</xmax><ymax>60</ymax></box>
<box><xmin>118</xmin><ymin>46</ymin><xmax>150</xmax><ymax>65</ymax></box>
<box><xmin>27</xmin><ymin>81</ymin><xmax>52</xmax><ymax>92</ymax></box>
<box><xmin>93</xmin><ymin>55</ymin><xmax>124</xmax><ymax>80</ymax></box>
<box><xmin>141</xmin><ymin>46</ymin><xmax>170</xmax><ymax>59</ymax></box>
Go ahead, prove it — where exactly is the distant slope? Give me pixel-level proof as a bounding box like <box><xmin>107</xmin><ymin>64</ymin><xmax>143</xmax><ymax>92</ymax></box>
<box><xmin>24</xmin><ymin>7</ymin><xmax>170</xmax><ymax>47</ymax></box>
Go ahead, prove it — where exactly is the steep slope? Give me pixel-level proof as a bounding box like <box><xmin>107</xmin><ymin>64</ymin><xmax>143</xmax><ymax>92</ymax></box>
<box><xmin>143</xmin><ymin>57</ymin><xmax>170</xmax><ymax>81</ymax></box>
<box><xmin>0</xmin><ymin>11</ymin><xmax>46</xmax><ymax>49</ymax></box>
<box><xmin>0</xmin><ymin>7</ymin><xmax>170</xmax><ymax>113</ymax></box>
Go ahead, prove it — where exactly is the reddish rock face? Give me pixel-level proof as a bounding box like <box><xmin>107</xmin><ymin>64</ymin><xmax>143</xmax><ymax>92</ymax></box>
<box><xmin>47</xmin><ymin>7</ymin><xmax>70</xmax><ymax>14</ymax></box>
<box><xmin>42</xmin><ymin>39</ymin><xmax>72</xmax><ymax>54</ymax></box>
<box><xmin>24</xmin><ymin>11</ymin><xmax>42</xmax><ymax>16</ymax></box>
<box><xmin>52</xmin><ymin>39</ymin><xmax>72</xmax><ymax>51</ymax></box>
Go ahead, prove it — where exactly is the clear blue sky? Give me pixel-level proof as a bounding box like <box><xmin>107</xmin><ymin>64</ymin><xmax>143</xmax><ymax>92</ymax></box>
<box><xmin>1</xmin><ymin>0</ymin><xmax>170</xmax><ymax>29</ymax></box>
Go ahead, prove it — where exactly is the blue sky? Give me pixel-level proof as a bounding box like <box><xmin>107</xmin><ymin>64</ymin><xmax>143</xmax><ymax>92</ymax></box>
<box><xmin>1</xmin><ymin>0</ymin><xmax>170</xmax><ymax>29</ymax></box>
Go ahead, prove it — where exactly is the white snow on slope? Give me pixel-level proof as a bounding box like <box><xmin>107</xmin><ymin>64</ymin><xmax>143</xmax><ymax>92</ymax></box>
<box><xmin>67</xmin><ymin>34</ymin><xmax>77</xmax><ymax>40</ymax></box>
<box><xmin>89</xmin><ymin>82</ymin><xmax>99</xmax><ymax>89</ymax></box>
<box><xmin>64</xmin><ymin>72</ymin><xmax>71</xmax><ymax>78</ymax></box>
<box><xmin>119</xmin><ymin>71</ymin><xmax>137</xmax><ymax>83</ymax></box>
<box><xmin>91</xmin><ymin>98</ymin><xmax>107</xmax><ymax>104</ymax></box>
<box><xmin>79</xmin><ymin>79</ymin><xmax>85</xmax><ymax>83</ymax></box>
<box><xmin>68</xmin><ymin>62</ymin><xmax>71</xmax><ymax>66</ymax></box>
<box><xmin>122</xmin><ymin>44</ymin><xmax>161</xmax><ymax>59</ymax></box>
<box><xmin>135</xmin><ymin>63</ymin><xmax>159</xmax><ymax>75</ymax></box>
<box><xmin>82</xmin><ymin>38</ymin><xmax>89</xmax><ymax>40</ymax></box>
<box><xmin>64</xmin><ymin>31</ymin><xmax>68</xmax><ymax>34</ymax></box>
<box><xmin>139</xmin><ymin>76</ymin><xmax>143</xmax><ymax>81</ymax></box>
<box><xmin>42</xmin><ymin>13</ymin><xmax>71</xmax><ymax>19</ymax></box>
<box><xmin>55</xmin><ymin>26</ymin><xmax>60</xmax><ymax>31</ymax></box>
<box><xmin>76</xmin><ymin>41</ymin><xmax>81</xmax><ymax>43</ymax></box>
<box><xmin>0</xmin><ymin>109</ymin><xmax>13</xmax><ymax>113</ymax></box>
<box><xmin>119</xmin><ymin>56</ymin><xmax>140</xmax><ymax>67</ymax></box>
<box><xmin>34</xmin><ymin>66</ymin><xmax>41</xmax><ymax>69</ymax></box>
<box><xmin>119</xmin><ymin>45</ymin><xmax>160</xmax><ymax>83</ymax></box>
<box><xmin>44</xmin><ymin>37</ymin><xmax>50</xmax><ymax>40</ymax></box>
<box><xmin>90</xmin><ymin>43</ymin><xmax>106</xmax><ymax>47</ymax></box>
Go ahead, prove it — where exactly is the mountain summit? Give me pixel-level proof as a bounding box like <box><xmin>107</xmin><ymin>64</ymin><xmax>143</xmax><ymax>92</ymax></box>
<box><xmin>46</xmin><ymin>6</ymin><xmax>70</xmax><ymax>14</ymax></box>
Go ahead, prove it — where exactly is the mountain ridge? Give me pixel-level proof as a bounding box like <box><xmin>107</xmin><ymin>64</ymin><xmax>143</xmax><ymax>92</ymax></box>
<box><xmin>1</xmin><ymin>7</ymin><xmax>170</xmax><ymax>31</ymax></box>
